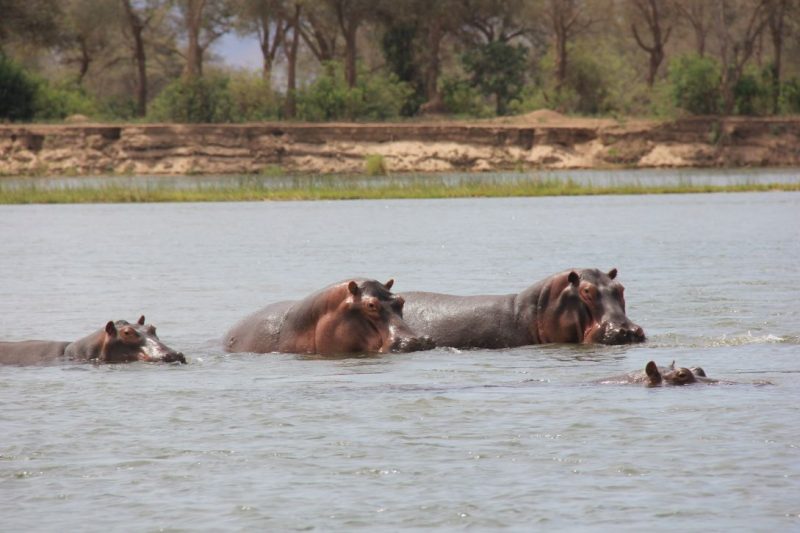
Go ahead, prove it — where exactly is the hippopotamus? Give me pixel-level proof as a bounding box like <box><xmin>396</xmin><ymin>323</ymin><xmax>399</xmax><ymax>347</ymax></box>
<box><xmin>597</xmin><ymin>361</ymin><xmax>718</xmax><ymax>386</ymax></box>
<box><xmin>401</xmin><ymin>268</ymin><xmax>645</xmax><ymax>349</ymax></box>
<box><xmin>0</xmin><ymin>316</ymin><xmax>186</xmax><ymax>365</ymax></box>
<box><xmin>224</xmin><ymin>278</ymin><xmax>435</xmax><ymax>355</ymax></box>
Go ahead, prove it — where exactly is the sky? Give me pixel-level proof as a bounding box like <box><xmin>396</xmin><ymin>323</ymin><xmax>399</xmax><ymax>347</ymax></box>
<box><xmin>214</xmin><ymin>33</ymin><xmax>263</xmax><ymax>70</ymax></box>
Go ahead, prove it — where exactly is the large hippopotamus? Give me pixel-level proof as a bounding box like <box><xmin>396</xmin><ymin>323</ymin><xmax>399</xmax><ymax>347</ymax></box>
<box><xmin>224</xmin><ymin>278</ymin><xmax>435</xmax><ymax>355</ymax></box>
<box><xmin>0</xmin><ymin>316</ymin><xmax>186</xmax><ymax>365</ymax></box>
<box><xmin>597</xmin><ymin>361</ymin><xmax>717</xmax><ymax>386</ymax></box>
<box><xmin>401</xmin><ymin>268</ymin><xmax>645</xmax><ymax>349</ymax></box>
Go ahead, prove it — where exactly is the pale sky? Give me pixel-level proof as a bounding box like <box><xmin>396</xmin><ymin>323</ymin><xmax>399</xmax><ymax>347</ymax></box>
<box><xmin>214</xmin><ymin>33</ymin><xmax>263</xmax><ymax>70</ymax></box>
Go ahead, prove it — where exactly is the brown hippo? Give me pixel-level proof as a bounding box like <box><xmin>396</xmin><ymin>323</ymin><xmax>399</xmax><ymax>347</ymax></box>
<box><xmin>0</xmin><ymin>316</ymin><xmax>186</xmax><ymax>365</ymax></box>
<box><xmin>224</xmin><ymin>279</ymin><xmax>435</xmax><ymax>355</ymax></box>
<box><xmin>401</xmin><ymin>268</ymin><xmax>645</xmax><ymax>349</ymax></box>
<box><xmin>597</xmin><ymin>361</ymin><xmax>718</xmax><ymax>386</ymax></box>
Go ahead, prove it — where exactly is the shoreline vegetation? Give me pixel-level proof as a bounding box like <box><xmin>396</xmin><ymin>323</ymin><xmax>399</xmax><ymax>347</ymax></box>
<box><xmin>1</xmin><ymin>177</ymin><xmax>798</xmax><ymax>204</ymax></box>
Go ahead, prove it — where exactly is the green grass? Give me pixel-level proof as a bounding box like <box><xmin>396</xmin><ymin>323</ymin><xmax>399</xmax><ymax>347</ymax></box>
<box><xmin>0</xmin><ymin>178</ymin><xmax>798</xmax><ymax>204</ymax></box>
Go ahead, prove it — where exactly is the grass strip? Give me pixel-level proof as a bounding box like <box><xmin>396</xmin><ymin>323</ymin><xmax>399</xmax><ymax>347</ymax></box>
<box><xmin>0</xmin><ymin>178</ymin><xmax>798</xmax><ymax>204</ymax></box>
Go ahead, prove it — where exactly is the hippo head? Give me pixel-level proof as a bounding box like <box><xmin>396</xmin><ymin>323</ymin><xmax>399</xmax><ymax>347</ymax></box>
<box><xmin>645</xmin><ymin>361</ymin><xmax>714</xmax><ymax>386</ymax></box>
<box><xmin>538</xmin><ymin>268</ymin><xmax>645</xmax><ymax>345</ymax></box>
<box><xmin>344</xmin><ymin>279</ymin><xmax>435</xmax><ymax>354</ymax></box>
<box><xmin>100</xmin><ymin>316</ymin><xmax>186</xmax><ymax>364</ymax></box>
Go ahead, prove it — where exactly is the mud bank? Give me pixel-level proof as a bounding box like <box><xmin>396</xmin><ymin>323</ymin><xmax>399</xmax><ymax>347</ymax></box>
<box><xmin>1</xmin><ymin>115</ymin><xmax>800</xmax><ymax>176</ymax></box>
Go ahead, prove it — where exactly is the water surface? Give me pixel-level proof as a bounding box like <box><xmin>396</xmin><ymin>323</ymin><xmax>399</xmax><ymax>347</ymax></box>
<box><xmin>1</xmin><ymin>187</ymin><xmax>799</xmax><ymax>530</ymax></box>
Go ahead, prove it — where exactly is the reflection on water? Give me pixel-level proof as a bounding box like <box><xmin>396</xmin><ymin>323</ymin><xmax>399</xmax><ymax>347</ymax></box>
<box><xmin>1</xmin><ymin>167</ymin><xmax>798</xmax><ymax>191</ymax></box>
<box><xmin>1</xmin><ymin>190</ymin><xmax>799</xmax><ymax>530</ymax></box>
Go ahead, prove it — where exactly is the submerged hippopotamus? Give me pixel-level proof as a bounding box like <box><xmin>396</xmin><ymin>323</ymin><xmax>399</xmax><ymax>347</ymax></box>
<box><xmin>401</xmin><ymin>268</ymin><xmax>645</xmax><ymax>349</ymax></box>
<box><xmin>597</xmin><ymin>361</ymin><xmax>717</xmax><ymax>386</ymax></box>
<box><xmin>0</xmin><ymin>316</ymin><xmax>186</xmax><ymax>366</ymax></box>
<box><xmin>224</xmin><ymin>278</ymin><xmax>435</xmax><ymax>356</ymax></box>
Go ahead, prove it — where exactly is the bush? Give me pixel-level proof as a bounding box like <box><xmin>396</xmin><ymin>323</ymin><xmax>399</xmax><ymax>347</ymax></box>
<box><xmin>296</xmin><ymin>61</ymin><xmax>413</xmax><ymax>121</ymax></box>
<box><xmin>0</xmin><ymin>54</ymin><xmax>38</xmax><ymax>121</ymax></box>
<box><xmin>780</xmin><ymin>77</ymin><xmax>800</xmax><ymax>113</ymax></box>
<box><xmin>148</xmin><ymin>75</ymin><xmax>233</xmax><ymax>123</ymax></box>
<box><xmin>227</xmin><ymin>71</ymin><xmax>281</xmax><ymax>122</ymax></box>
<box><xmin>440</xmin><ymin>77</ymin><xmax>493</xmax><ymax>118</ymax></box>
<box><xmin>668</xmin><ymin>53</ymin><xmax>721</xmax><ymax>115</ymax></box>
<box><xmin>462</xmin><ymin>41</ymin><xmax>528</xmax><ymax>115</ymax></box>
<box><xmin>33</xmin><ymin>79</ymin><xmax>98</xmax><ymax>120</ymax></box>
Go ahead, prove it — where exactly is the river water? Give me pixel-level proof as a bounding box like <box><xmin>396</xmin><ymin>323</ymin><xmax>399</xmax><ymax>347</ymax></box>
<box><xmin>1</xmin><ymin>186</ymin><xmax>799</xmax><ymax>530</ymax></box>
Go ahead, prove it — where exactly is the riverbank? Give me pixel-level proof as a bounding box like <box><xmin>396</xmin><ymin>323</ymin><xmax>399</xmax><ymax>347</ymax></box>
<box><xmin>2</xmin><ymin>177</ymin><xmax>798</xmax><ymax>204</ymax></box>
<box><xmin>2</xmin><ymin>112</ymin><xmax>800</xmax><ymax>177</ymax></box>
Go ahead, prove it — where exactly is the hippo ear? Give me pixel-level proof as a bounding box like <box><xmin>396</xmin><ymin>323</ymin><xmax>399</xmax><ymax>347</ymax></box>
<box><xmin>347</xmin><ymin>281</ymin><xmax>360</xmax><ymax>295</ymax></box>
<box><xmin>138</xmin><ymin>315</ymin><xmax>146</xmax><ymax>325</ymax></box>
<box><xmin>105</xmin><ymin>321</ymin><xmax>118</xmax><ymax>337</ymax></box>
<box><xmin>608</xmin><ymin>268</ymin><xmax>618</xmax><ymax>280</ymax></box>
<box><xmin>645</xmin><ymin>361</ymin><xmax>662</xmax><ymax>385</ymax></box>
<box><xmin>692</xmin><ymin>366</ymin><xmax>707</xmax><ymax>377</ymax></box>
<box><xmin>568</xmin><ymin>271</ymin><xmax>580</xmax><ymax>286</ymax></box>
<box><xmin>384</xmin><ymin>279</ymin><xmax>394</xmax><ymax>290</ymax></box>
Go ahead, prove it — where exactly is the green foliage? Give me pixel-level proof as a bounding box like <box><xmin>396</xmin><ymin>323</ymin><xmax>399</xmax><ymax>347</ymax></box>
<box><xmin>780</xmin><ymin>77</ymin><xmax>800</xmax><ymax>113</ymax></box>
<box><xmin>668</xmin><ymin>53</ymin><xmax>721</xmax><ymax>115</ymax></box>
<box><xmin>148</xmin><ymin>75</ymin><xmax>233</xmax><ymax>123</ymax></box>
<box><xmin>0</xmin><ymin>54</ymin><xmax>37</xmax><ymax>121</ymax></box>
<box><xmin>563</xmin><ymin>48</ymin><xmax>610</xmax><ymax>115</ymax></box>
<box><xmin>732</xmin><ymin>65</ymin><xmax>773</xmax><ymax>116</ymax></box>
<box><xmin>440</xmin><ymin>77</ymin><xmax>493</xmax><ymax>118</ymax></box>
<box><xmin>364</xmin><ymin>154</ymin><xmax>387</xmax><ymax>176</ymax></box>
<box><xmin>227</xmin><ymin>71</ymin><xmax>281</xmax><ymax>121</ymax></box>
<box><xmin>462</xmin><ymin>41</ymin><xmax>528</xmax><ymax>115</ymax></box>
<box><xmin>296</xmin><ymin>62</ymin><xmax>413</xmax><ymax>121</ymax></box>
<box><xmin>33</xmin><ymin>79</ymin><xmax>98</xmax><ymax>120</ymax></box>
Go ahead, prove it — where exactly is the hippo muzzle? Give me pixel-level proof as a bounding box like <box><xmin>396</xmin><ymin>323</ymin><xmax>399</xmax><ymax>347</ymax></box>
<box><xmin>596</xmin><ymin>321</ymin><xmax>646</xmax><ymax>345</ymax></box>
<box><xmin>389</xmin><ymin>334</ymin><xmax>436</xmax><ymax>353</ymax></box>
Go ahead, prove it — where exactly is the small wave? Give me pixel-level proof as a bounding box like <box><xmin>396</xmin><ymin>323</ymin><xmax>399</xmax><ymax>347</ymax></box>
<box><xmin>647</xmin><ymin>331</ymin><xmax>792</xmax><ymax>348</ymax></box>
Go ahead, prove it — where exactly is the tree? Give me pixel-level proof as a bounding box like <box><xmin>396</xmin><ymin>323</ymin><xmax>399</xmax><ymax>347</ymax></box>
<box><xmin>766</xmin><ymin>0</ymin><xmax>792</xmax><ymax>113</ymax></box>
<box><xmin>324</xmin><ymin>0</ymin><xmax>372</xmax><ymax>88</ymax></box>
<box><xmin>462</xmin><ymin>41</ymin><xmax>528</xmax><ymax>114</ymax></box>
<box><xmin>630</xmin><ymin>0</ymin><xmax>674</xmax><ymax>87</ymax></box>
<box><xmin>545</xmin><ymin>0</ymin><xmax>595</xmax><ymax>93</ymax></box>
<box><xmin>716</xmin><ymin>0</ymin><xmax>770</xmax><ymax>113</ymax></box>
<box><xmin>0</xmin><ymin>0</ymin><xmax>62</xmax><ymax>50</ymax></box>
<box><xmin>121</xmin><ymin>0</ymin><xmax>170</xmax><ymax>117</ymax></box>
<box><xmin>676</xmin><ymin>0</ymin><xmax>712</xmax><ymax>57</ymax></box>
<box><xmin>177</xmin><ymin>0</ymin><xmax>235</xmax><ymax>78</ymax></box>
<box><xmin>233</xmin><ymin>0</ymin><xmax>289</xmax><ymax>83</ymax></box>
<box><xmin>283</xmin><ymin>2</ymin><xmax>302</xmax><ymax>118</ymax></box>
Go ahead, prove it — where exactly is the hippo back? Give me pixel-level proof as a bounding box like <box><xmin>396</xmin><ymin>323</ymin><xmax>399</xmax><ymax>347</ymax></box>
<box><xmin>0</xmin><ymin>340</ymin><xmax>70</xmax><ymax>365</ymax></box>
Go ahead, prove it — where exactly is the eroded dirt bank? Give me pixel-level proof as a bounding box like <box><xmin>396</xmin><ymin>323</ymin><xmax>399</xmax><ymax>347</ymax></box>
<box><xmin>2</xmin><ymin>113</ymin><xmax>800</xmax><ymax>176</ymax></box>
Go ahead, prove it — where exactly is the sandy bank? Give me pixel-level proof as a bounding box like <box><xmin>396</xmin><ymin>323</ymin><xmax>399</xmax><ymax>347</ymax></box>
<box><xmin>2</xmin><ymin>113</ymin><xmax>800</xmax><ymax>176</ymax></box>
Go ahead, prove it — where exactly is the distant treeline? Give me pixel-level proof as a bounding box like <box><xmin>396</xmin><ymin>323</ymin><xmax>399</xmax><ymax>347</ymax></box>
<box><xmin>1</xmin><ymin>0</ymin><xmax>799</xmax><ymax>123</ymax></box>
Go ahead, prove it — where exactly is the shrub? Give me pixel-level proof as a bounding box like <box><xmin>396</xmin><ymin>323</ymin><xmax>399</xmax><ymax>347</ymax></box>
<box><xmin>296</xmin><ymin>61</ymin><xmax>413</xmax><ymax>121</ymax></box>
<box><xmin>440</xmin><ymin>77</ymin><xmax>493</xmax><ymax>118</ymax></box>
<box><xmin>364</xmin><ymin>154</ymin><xmax>387</xmax><ymax>176</ymax></box>
<box><xmin>227</xmin><ymin>71</ymin><xmax>281</xmax><ymax>122</ymax></box>
<box><xmin>780</xmin><ymin>77</ymin><xmax>800</xmax><ymax>113</ymax></box>
<box><xmin>33</xmin><ymin>79</ymin><xmax>98</xmax><ymax>120</ymax></box>
<box><xmin>0</xmin><ymin>54</ymin><xmax>38</xmax><ymax>121</ymax></box>
<box><xmin>668</xmin><ymin>53</ymin><xmax>721</xmax><ymax>115</ymax></box>
<box><xmin>462</xmin><ymin>41</ymin><xmax>528</xmax><ymax>115</ymax></box>
<box><xmin>148</xmin><ymin>75</ymin><xmax>233</xmax><ymax>123</ymax></box>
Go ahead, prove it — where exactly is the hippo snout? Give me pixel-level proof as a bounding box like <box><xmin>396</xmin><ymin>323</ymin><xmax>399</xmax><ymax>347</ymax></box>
<box><xmin>601</xmin><ymin>324</ymin><xmax>646</xmax><ymax>345</ymax></box>
<box><xmin>390</xmin><ymin>335</ymin><xmax>436</xmax><ymax>353</ymax></box>
<box><xmin>162</xmin><ymin>352</ymin><xmax>187</xmax><ymax>364</ymax></box>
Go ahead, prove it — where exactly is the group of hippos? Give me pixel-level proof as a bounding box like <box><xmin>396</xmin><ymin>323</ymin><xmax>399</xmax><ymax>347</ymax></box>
<box><xmin>0</xmin><ymin>268</ymin><xmax>718</xmax><ymax>386</ymax></box>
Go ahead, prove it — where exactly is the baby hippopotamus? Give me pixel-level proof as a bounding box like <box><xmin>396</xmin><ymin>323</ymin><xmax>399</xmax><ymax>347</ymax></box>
<box><xmin>598</xmin><ymin>361</ymin><xmax>718</xmax><ymax>386</ymax></box>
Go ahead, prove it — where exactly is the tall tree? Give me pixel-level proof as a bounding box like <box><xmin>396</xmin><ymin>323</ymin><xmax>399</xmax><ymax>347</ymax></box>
<box><xmin>324</xmin><ymin>0</ymin><xmax>371</xmax><ymax>87</ymax></box>
<box><xmin>630</xmin><ymin>0</ymin><xmax>674</xmax><ymax>87</ymax></box>
<box><xmin>0</xmin><ymin>0</ymin><xmax>62</xmax><ymax>50</ymax></box>
<box><xmin>545</xmin><ymin>0</ymin><xmax>595</xmax><ymax>93</ymax></box>
<box><xmin>177</xmin><ymin>0</ymin><xmax>234</xmax><ymax>78</ymax></box>
<box><xmin>283</xmin><ymin>2</ymin><xmax>302</xmax><ymax>118</ymax></box>
<box><xmin>716</xmin><ymin>0</ymin><xmax>770</xmax><ymax>113</ymax></box>
<box><xmin>233</xmin><ymin>0</ymin><xmax>288</xmax><ymax>83</ymax></box>
<box><xmin>121</xmin><ymin>0</ymin><xmax>169</xmax><ymax>116</ymax></box>
<box><xmin>676</xmin><ymin>0</ymin><xmax>712</xmax><ymax>56</ymax></box>
<box><xmin>766</xmin><ymin>0</ymin><xmax>791</xmax><ymax>113</ymax></box>
<box><xmin>299</xmin><ymin>3</ymin><xmax>339</xmax><ymax>63</ymax></box>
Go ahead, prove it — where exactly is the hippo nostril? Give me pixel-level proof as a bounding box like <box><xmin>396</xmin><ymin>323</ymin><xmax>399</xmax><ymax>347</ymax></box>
<box><xmin>165</xmin><ymin>352</ymin><xmax>186</xmax><ymax>364</ymax></box>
